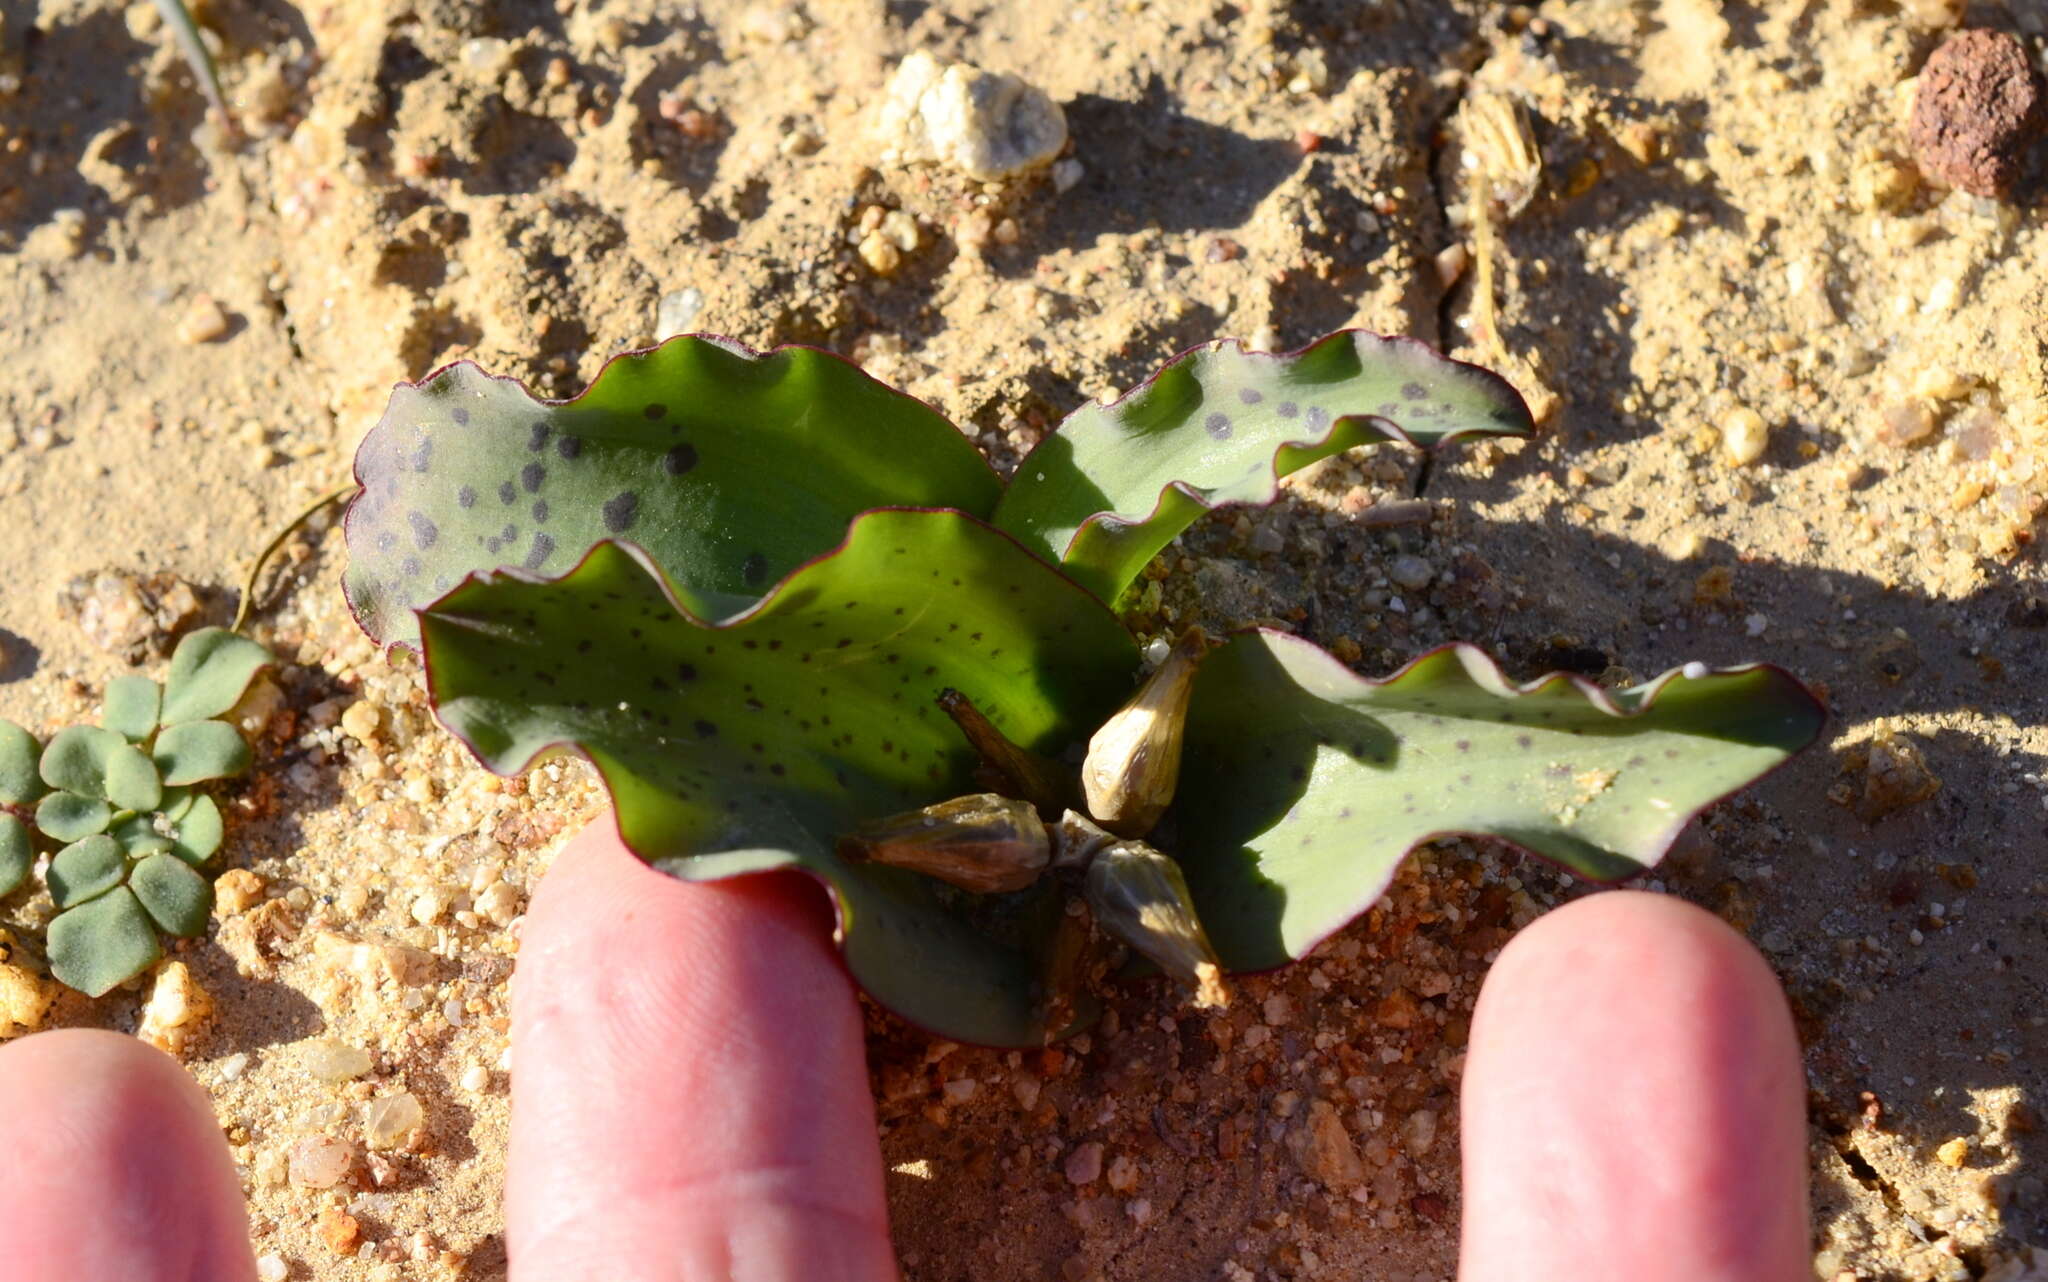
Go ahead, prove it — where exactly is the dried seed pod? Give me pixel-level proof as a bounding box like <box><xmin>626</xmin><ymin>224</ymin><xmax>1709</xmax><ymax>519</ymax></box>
<box><xmin>936</xmin><ymin>688</ymin><xmax>1079</xmax><ymax>816</ymax></box>
<box><xmin>838</xmin><ymin>793</ymin><xmax>1050</xmax><ymax>893</ymax></box>
<box><xmin>1081</xmin><ymin>627</ymin><xmax>1207</xmax><ymax>837</ymax></box>
<box><xmin>1083</xmin><ymin>840</ymin><xmax>1229</xmax><ymax>1009</ymax></box>
<box><xmin>1048</xmin><ymin>808</ymin><xmax>1116</xmax><ymax>870</ymax></box>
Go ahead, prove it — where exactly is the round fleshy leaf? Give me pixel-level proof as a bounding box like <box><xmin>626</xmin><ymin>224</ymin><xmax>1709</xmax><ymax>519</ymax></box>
<box><xmin>345</xmin><ymin>336</ymin><xmax>1004</xmax><ymax>647</ymax></box>
<box><xmin>104</xmin><ymin>743</ymin><xmax>163</xmax><ymax>813</ymax></box>
<box><xmin>36</xmin><ymin>791</ymin><xmax>111</xmax><ymax>842</ymax></box>
<box><xmin>160</xmin><ymin>628</ymin><xmax>273</xmax><ymax>725</ymax></box>
<box><xmin>992</xmin><ymin>332</ymin><xmax>1535</xmax><ymax>602</ymax></box>
<box><xmin>103</xmin><ymin>675</ymin><xmax>162</xmax><ymax>741</ymax></box>
<box><xmin>420</xmin><ymin>509</ymin><xmax>1139</xmax><ymax>1046</ymax></box>
<box><xmin>130</xmin><ymin>852</ymin><xmax>213</xmax><ymax>937</ymax></box>
<box><xmin>113</xmin><ymin>812</ymin><xmax>177</xmax><ymax>860</ymax></box>
<box><xmin>39</xmin><ymin>725</ymin><xmax>125</xmax><ymax>799</ymax></box>
<box><xmin>47</xmin><ymin>888</ymin><xmax>164</xmax><ymax>997</ymax></box>
<box><xmin>166</xmin><ymin>792</ymin><xmax>223</xmax><ymax>866</ymax></box>
<box><xmin>0</xmin><ymin>814</ymin><xmax>30</xmax><ymax>897</ymax></box>
<box><xmin>49</xmin><ymin>834</ymin><xmax>127</xmax><ymax>909</ymax></box>
<box><xmin>0</xmin><ymin>719</ymin><xmax>43</xmax><ymax>804</ymax></box>
<box><xmin>152</xmin><ymin>721</ymin><xmax>252</xmax><ymax>786</ymax></box>
<box><xmin>1173</xmin><ymin>633</ymin><xmax>1828</xmax><ymax>971</ymax></box>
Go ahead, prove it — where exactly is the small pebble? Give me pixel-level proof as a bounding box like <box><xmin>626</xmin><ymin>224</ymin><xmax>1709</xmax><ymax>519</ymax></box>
<box><xmin>363</xmin><ymin>1091</ymin><xmax>425</xmax><ymax>1150</ymax></box>
<box><xmin>655</xmin><ymin>287</ymin><xmax>705</xmax><ymax>340</ymax></box>
<box><xmin>340</xmin><ymin>700</ymin><xmax>381</xmax><ymax>743</ymax></box>
<box><xmin>1936</xmin><ymin>1137</ymin><xmax>1970</xmax><ymax>1168</ymax></box>
<box><xmin>476</xmin><ymin>881</ymin><xmax>522</xmax><ymax>927</ymax></box>
<box><xmin>459</xmin><ymin>1064</ymin><xmax>491</xmax><ymax>1093</ymax></box>
<box><xmin>1387</xmin><ymin>554</ymin><xmax>1434</xmax><ymax>591</ymax></box>
<box><xmin>215</xmin><ymin>868</ymin><xmax>265</xmax><ymax>915</ymax></box>
<box><xmin>302</xmin><ymin>1040</ymin><xmax>374</xmax><ymax>1082</ymax></box>
<box><xmin>1064</xmin><ymin>1140</ymin><xmax>1104</xmax><ymax>1185</ymax></box>
<box><xmin>1908</xmin><ymin>28</ymin><xmax>2046</xmax><ymax>198</ymax></box>
<box><xmin>255</xmin><ymin>1256</ymin><xmax>289</xmax><ymax>1282</ymax></box>
<box><xmin>1106</xmin><ymin>1153</ymin><xmax>1138</xmax><ymax>1192</ymax></box>
<box><xmin>177</xmin><ymin>293</ymin><xmax>231</xmax><ymax>344</ymax></box>
<box><xmin>1722</xmin><ymin>406</ymin><xmax>1770</xmax><ymax>466</ymax></box>
<box><xmin>858</xmin><ymin>232</ymin><xmax>902</xmax><ymax>275</ymax></box>
<box><xmin>288</xmin><ymin>1134</ymin><xmax>354</xmax><ymax>1188</ymax></box>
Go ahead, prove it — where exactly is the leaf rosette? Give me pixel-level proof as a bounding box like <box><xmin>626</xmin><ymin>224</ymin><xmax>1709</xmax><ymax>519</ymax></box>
<box><xmin>0</xmin><ymin>628</ymin><xmax>267</xmax><ymax>996</ymax></box>
<box><xmin>346</xmin><ymin>333</ymin><xmax>1824</xmax><ymax>1045</ymax></box>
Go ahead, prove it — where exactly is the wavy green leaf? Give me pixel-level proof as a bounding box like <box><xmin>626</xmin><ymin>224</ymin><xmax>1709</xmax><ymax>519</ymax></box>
<box><xmin>1172</xmin><ymin>633</ymin><xmax>1827</xmax><ymax>970</ymax></box>
<box><xmin>420</xmin><ymin>509</ymin><xmax>1137</xmax><ymax>1045</ymax></box>
<box><xmin>347</xmin><ymin>337</ymin><xmax>1002</xmax><ymax>647</ymax></box>
<box><xmin>992</xmin><ymin>332</ymin><xmax>1534</xmax><ymax>602</ymax></box>
<box><xmin>47</xmin><ymin>889</ymin><xmax>163</xmax><ymax>998</ymax></box>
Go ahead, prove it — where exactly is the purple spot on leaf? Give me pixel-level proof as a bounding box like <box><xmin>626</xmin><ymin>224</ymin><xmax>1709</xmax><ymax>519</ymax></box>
<box><xmin>524</xmin><ymin>533</ymin><xmax>555</xmax><ymax>570</ymax></box>
<box><xmin>556</xmin><ymin>435</ymin><xmax>582</xmax><ymax>460</ymax></box>
<box><xmin>663</xmin><ymin>443</ymin><xmax>698</xmax><ymax>475</ymax></box>
<box><xmin>644</xmin><ymin>403</ymin><xmax>667</xmax><ymax>420</ymax></box>
<box><xmin>1204</xmin><ymin>412</ymin><xmax>1231</xmax><ymax>439</ymax></box>
<box><xmin>408</xmin><ymin>511</ymin><xmax>438</xmax><ymax>549</ymax></box>
<box><xmin>528</xmin><ymin>422</ymin><xmax>550</xmax><ymax>451</ymax></box>
<box><xmin>521</xmin><ymin>462</ymin><xmax>546</xmax><ymax>493</ymax></box>
<box><xmin>602</xmin><ymin>492</ymin><xmax>639</xmax><ymax>533</ymax></box>
<box><xmin>457</xmin><ymin>485</ymin><xmax>476</xmax><ymax>509</ymax></box>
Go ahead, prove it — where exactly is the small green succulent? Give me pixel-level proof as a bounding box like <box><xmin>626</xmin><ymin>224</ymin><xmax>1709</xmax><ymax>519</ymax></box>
<box><xmin>343</xmin><ymin>331</ymin><xmax>1825</xmax><ymax>1046</ymax></box>
<box><xmin>0</xmin><ymin>628</ymin><xmax>269</xmax><ymax>996</ymax></box>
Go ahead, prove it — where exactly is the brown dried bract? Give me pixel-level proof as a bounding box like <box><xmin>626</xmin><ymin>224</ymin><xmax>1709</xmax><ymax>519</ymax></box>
<box><xmin>1908</xmin><ymin>29</ymin><xmax>2046</xmax><ymax>198</ymax></box>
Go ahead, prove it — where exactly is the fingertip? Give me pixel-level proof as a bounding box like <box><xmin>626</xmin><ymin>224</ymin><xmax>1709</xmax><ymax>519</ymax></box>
<box><xmin>0</xmin><ymin>1029</ymin><xmax>256</xmax><ymax>1282</ymax></box>
<box><xmin>1460</xmin><ymin>890</ymin><xmax>1808</xmax><ymax>1282</ymax></box>
<box><xmin>508</xmin><ymin>819</ymin><xmax>896</xmax><ymax>1282</ymax></box>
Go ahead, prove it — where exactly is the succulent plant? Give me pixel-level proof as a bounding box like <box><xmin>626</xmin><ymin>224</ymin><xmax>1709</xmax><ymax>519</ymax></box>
<box><xmin>344</xmin><ymin>330</ymin><xmax>1825</xmax><ymax>1046</ymax></box>
<box><xmin>0</xmin><ymin>628</ymin><xmax>269</xmax><ymax>996</ymax></box>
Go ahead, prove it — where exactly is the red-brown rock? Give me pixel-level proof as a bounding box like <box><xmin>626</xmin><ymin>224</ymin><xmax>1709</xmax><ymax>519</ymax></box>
<box><xmin>1909</xmin><ymin>29</ymin><xmax>2046</xmax><ymax>198</ymax></box>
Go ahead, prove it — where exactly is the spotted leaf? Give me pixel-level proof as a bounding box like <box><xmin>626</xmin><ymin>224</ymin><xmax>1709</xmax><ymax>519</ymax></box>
<box><xmin>1171</xmin><ymin>633</ymin><xmax>1826</xmax><ymax>970</ymax></box>
<box><xmin>347</xmin><ymin>337</ymin><xmax>1002</xmax><ymax>646</ymax></box>
<box><xmin>992</xmin><ymin>332</ymin><xmax>1534</xmax><ymax>602</ymax></box>
<box><xmin>419</xmin><ymin>509</ymin><xmax>1136</xmax><ymax>1045</ymax></box>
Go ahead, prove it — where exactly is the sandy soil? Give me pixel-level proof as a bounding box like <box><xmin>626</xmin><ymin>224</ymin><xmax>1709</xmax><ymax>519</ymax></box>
<box><xmin>4</xmin><ymin>0</ymin><xmax>2048</xmax><ymax>1279</ymax></box>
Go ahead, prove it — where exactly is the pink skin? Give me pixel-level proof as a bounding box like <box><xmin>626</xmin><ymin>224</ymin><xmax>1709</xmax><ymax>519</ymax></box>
<box><xmin>0</xmin><ymin>833</ymin><xmax>1807</xmax><ymax>1282</ymax></box>
<box><xmin>1459</xmin><ymin>891</ymin><xmax>1810</xmax><ymax>1282</ymax></box>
